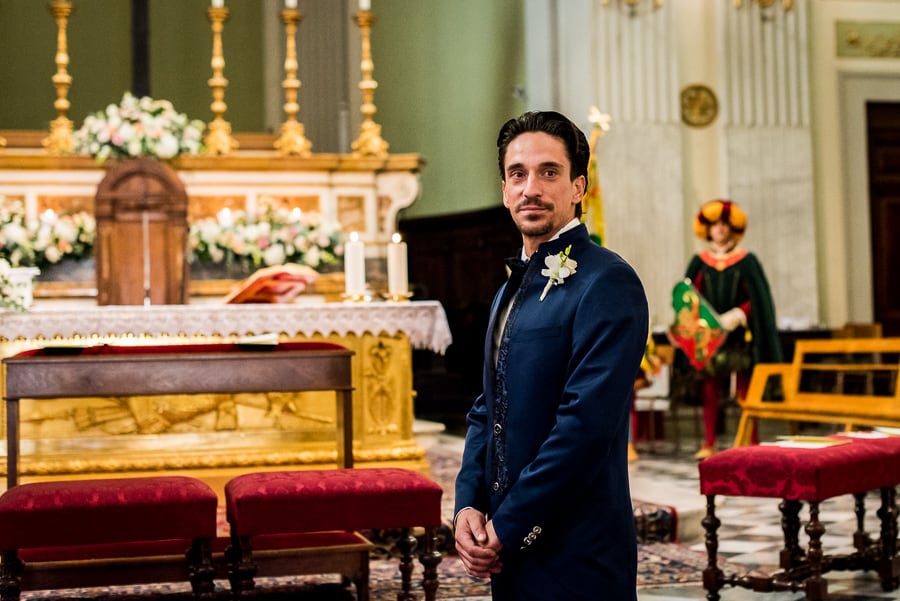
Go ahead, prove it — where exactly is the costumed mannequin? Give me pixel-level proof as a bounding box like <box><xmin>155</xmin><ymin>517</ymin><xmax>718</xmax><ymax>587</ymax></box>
<box><xmin>683</xmin><ymin>199</ymin><xmax>782</xmax><ymax>459</ymax></box>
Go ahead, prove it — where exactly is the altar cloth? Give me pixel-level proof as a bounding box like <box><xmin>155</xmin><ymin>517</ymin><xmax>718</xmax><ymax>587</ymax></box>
<box><xmin>0</xmin><ymin>300</ymin><xmax>453</xmax><ymax>355</ymax></box>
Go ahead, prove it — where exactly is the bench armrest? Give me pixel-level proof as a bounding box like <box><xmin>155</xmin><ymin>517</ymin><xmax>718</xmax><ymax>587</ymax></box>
<box><xmin>740</xmin><ymin>363</ymin><xmax>792</xmax><ymax>408</ymax></box>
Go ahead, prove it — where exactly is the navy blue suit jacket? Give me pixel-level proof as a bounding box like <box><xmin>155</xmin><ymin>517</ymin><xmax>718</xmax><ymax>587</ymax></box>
<box><xmin>455</xmin><ymin>225</ymin><xmax>648</xmax><ymax>600</ymax></box>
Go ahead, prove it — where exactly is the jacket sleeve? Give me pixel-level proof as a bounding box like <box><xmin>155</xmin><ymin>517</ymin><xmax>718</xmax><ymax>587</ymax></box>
<box><xmin>454</xmin><ymin>391</ymin><xmax>490</xmax><ymax>517</ymax></box>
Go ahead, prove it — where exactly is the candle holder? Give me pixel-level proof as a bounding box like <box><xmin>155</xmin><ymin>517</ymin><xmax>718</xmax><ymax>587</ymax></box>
<box><xmin>341</xmin><ymin>291</ymin><xmax>374</xmax><ymax>303</ymax></box>
<box><xmin>384</xmin><ymin>291</ymin><xmax>413</xmax><ymax>303</ymax></box>
<box><xmin>204</xmin><ymin>5</ymin><xmax>239</xmax><ymax>156</ymax></box>
<box><xmin>43</xmin><ymin>0</ymin><xmax>75</xmax><ymax>155</ymax></box>
<box><xmin>274</xmin><ymin>7</ymin><xmax>312</xmax><ymax>156</ymax></box>
<box><xmin>351</xmin><ymin>10</ymin><xmax>389</xmax><ymax>158</ymax></box>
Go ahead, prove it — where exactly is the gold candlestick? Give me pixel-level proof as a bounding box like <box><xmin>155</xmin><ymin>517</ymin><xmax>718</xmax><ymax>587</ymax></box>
<box><xmin>204</xmin><ymin>5</ymin><xmax>238</xmax><ymax>156</ymax></box>
<box><xmin>274</xmin><ymin>7</ymin><xmax>312</xmax><ymax>157</ymax></box>
<box><xmin>351</xmin><ymin>10</ymin><xmax>389</xmax><ymax>158</ymax></box>
<box><xmin>43</xmin><ymin>0</ymin><xmax>74</xmax><ymax>154</ymax></box>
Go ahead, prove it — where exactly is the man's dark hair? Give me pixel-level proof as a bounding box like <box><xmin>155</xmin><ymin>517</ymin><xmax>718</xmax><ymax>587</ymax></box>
<box><xmin>497</xmin><ymin>111</ymin><xmax>590</xmax><ymax>218</ymax></box>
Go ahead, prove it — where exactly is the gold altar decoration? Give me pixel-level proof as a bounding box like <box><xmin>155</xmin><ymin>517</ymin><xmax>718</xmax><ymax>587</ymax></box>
<box><xmin>204</xmin><ymin>5</ymin><xmax>239</xmax><ymax>156</ymax></box>
<box><xmin>0</xmin><ymin>301</ymin><xmax>452</xmax><ymax>482</ymax></box>
<box><xmin>274</xmin><ymin>7</ymin><xmax>312</xmax><ymax>157</ymax></box>
<box><xmin>43</xmin><ymin>0</ymin><xmax>75</xmax><ymax>155</ymax></box>
<box><xmin>351</xmin><ymin>10</ymin><xmax>389</xmax><ymax>159</ymax></box>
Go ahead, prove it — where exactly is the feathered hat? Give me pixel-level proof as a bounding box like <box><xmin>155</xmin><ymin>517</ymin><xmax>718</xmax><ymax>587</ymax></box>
<box><xmin>693</xmin><ymin>199</ymin><xmax>747</xmax><ymax>241</ymax></box>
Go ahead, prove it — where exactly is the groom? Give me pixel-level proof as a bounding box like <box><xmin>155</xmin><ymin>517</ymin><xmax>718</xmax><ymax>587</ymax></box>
<box><xmin>454</xmin><ymin>111</ymin><xmax>648</xmax><ymax>600</ymax></box>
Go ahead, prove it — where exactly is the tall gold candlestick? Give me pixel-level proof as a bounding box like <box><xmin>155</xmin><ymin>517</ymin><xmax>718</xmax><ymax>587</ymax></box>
<box><xmin>43</xmin><ymin>0</ymin><xmax>75</xmax><ymax>154</ymax></box>
<box><xmin>274</xmin><ymin>7</ymin><xmax>312</xmax><ymax>156</ymax></box>
<box><xmin>204</xmin><ymin>5</ymin><xmax>239</xmax><ymax>156</ymax></box>
<box><xmin>351</xmin><ymin>10</ymin><xmax>389</xmax><ymax>158</ymax></box>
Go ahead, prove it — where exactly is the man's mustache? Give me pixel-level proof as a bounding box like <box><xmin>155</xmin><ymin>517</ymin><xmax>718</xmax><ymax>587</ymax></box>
<box><xmin>514</xmin><ymin>198</ymin><xmax>549</xmax><ymax>212</ymax></box>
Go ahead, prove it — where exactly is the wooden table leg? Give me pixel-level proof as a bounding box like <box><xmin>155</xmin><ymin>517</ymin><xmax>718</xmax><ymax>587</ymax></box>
<box><xmin>702</xmin><ymin>494</ymin><xmax>724</xmax><ymax>601</ymax></box>
<box><xmin>876</xmin><ymin>485</ymin><xmax>899</xmax><ymax>591</ymax></box>
<box><xmin>779</xmin><ymin>499</ymin><xmax>804</xmax><ymax>569</ymax></box>
<box><xmin>803</xmin><ymin>501</ymin><xmax>827</xmax><ymax>601</ymax></box>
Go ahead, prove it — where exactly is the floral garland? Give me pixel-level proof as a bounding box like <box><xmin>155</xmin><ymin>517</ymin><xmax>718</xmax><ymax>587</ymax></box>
<box><xmin>189</xmin><ymin>196</ymin><xmax>344</xmax><ymax>272</ymax></box>
<box><xmin>72</xmin><ymin>92</ymin><xmax>206</xmax><ymax>163</ymax></box>
<box><xmin>0</xmin><ymin>198</ymin><xmax>96</xmax><ymax>268</ymax></box>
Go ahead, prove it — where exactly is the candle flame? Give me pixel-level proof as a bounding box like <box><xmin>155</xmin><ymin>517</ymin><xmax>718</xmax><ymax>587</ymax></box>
<box><xmin>391</xmin><ymin>232</ymin><xmax>401</xmax><ymax>244</ymax></box>
<box><xmin>350</xmin><ymin>231</ymin><xmax>359</xmax><ymax>242</ymax></box>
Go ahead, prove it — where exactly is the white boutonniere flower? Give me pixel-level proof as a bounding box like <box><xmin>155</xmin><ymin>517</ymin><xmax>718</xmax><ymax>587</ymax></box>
<box><xmin>539</xmin><ymin>244</ymin><xmax>577</xmax><ymax>302</ymax></box>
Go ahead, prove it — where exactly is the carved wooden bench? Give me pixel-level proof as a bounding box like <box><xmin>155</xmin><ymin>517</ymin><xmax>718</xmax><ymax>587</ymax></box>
<box><xmin>699</xmin><ymin>434</ymin><xmax>900</xmax><ymax>601</ymax></box>
<box><xmin>733</xmin><ymin>337</ymin><xmax>900</xmax><ymax>447</ymax></box>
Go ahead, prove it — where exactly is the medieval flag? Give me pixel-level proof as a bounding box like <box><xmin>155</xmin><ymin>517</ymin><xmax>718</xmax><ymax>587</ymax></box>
<box><xmin>583</xmin><ymin>106</ymin><xmax>609</xmax><ymax>247</ymax></box>
<box><xmin>667</xmin><ymin>279</ymin><xmax>728</xmax><ymax>370</ymax></box>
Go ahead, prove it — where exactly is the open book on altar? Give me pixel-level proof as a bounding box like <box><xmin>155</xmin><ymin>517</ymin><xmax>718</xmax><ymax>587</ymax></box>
<box><xmin>223</xmin><ymin>263</ymin><xmax>320</xmax><ymax>304</ymax></box>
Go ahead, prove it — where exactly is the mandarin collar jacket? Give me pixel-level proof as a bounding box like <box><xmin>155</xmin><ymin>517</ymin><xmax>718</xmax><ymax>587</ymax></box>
<box><xmin>455</xmin><ymin>224</ymin><xmax>649</xmax><ymax>600</ymax></box>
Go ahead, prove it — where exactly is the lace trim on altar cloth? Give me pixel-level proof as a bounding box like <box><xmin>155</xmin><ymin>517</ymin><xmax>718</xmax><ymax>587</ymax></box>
<box><xmin>0</xmin><ymin>301</ymin><xmax>453</xmax><ymax>355</ymax></box>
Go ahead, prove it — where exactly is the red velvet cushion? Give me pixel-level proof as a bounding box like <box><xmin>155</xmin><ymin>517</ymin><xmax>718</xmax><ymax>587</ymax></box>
<box><xmin>0</xmin><ymin>476</ymin><xmax>218</xmax><ymax>550</ymax></box>
<box><xmin>699</xmin><ymin>437</ymin><xmax>900</xmax><ymax>501</ymax></box>
<box><xmin>226</xmin><ymin>468</ymin><xmax>442</xmax><ymax>536</ymax></box>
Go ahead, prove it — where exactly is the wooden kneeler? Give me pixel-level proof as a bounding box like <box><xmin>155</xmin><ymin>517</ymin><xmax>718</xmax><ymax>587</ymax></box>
<box><xmin>225</xmin><ymin>467</ymin><xmax>444</xmax><ymax>600</ymax></box>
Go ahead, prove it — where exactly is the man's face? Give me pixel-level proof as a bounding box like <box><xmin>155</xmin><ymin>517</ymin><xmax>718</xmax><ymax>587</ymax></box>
<box><xmin>709</xmin><ymin>220</ymin><xmax>734</xmax><ymax>246</ymax></box>
<box><xmin>502</xmin><ymin>132</ymin><xmax>585</xmax><ymax>254</ymax></box>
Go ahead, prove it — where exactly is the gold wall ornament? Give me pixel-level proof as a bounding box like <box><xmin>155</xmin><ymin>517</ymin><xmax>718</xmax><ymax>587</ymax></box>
<box><xmin>274</xmin><ymin>7</ymin><xmax>312</xmax><ymax>157</ymax></box>
<box><xmin>43</xmin><ymin>0</ymin><xmax>75</xmax><ymax>155</ymax></box>
<box><xmin>601</xmin><ymin>0</ymin><xmax>664</xmax><ymax>18</ymax></box>
<box><xmin>735</xmin><ymin>0</ymin><xmax>793</xmax><ymax>12</ymax></box>
<box><xmin>836</xmin><ymin>21</ymin><xmax>900</xmax><ymax>58</ymax></box>
<box><xmin>204</xmin><ymin>5</ymin><xmax>239</xmax><ymax>156</ymax></box>
<box><xmin>351</xmin><ymin>10</ymin><xmax>389</xmax><ymax>158</ymax></box>
<box><xmin>680</xmin><ymin>84</ymin><xmax>719</xmax><ymax>128</ymax></box>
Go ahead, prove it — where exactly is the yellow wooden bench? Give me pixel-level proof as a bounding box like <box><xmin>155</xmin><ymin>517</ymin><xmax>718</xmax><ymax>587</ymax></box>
<box><xmin>733</xmin><ymin>337</ymin><xmax>900</xmax><ymax>447</ymax></box>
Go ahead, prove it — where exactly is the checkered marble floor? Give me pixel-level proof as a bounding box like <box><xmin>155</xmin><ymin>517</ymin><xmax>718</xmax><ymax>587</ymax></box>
<box><xmin>630</xmin><ymin>447</ymin><xmax>899</xmax><ymax>600</ymax></box>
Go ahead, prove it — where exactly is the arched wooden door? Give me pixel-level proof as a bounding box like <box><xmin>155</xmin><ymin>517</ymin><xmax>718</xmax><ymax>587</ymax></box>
<box><xmin>94</xmin><ymin>159</ymin><xmax>189</xmax><ymax>305</ymax></box>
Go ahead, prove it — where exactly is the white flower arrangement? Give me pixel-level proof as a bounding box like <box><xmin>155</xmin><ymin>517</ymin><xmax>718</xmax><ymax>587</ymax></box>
<box><xmin>72</xmin><ymin>92</ymin><xmax>206</xmax><ymax>163</ymax></box>
<box><xmin>0</xmin><ymin>259</ymin><xmax>28</xmax><ymax>312</ymax></box>
<box><xmin>539</xmin><ymin>244</ymin><xmax>577</xmax><ymax>301</ymax></box>
<box><xmin>0</xmin><ymin>198</ymin><xmax>96</xmax><ymax>268</ymax></box>
<box><xmin>189</xmin><ymin>196</ymin><xmax>344</xmax><ymax>272</ymax></box>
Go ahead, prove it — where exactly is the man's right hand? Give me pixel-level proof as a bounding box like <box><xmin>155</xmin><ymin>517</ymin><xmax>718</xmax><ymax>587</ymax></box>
<box><xmin>454</xmin><ymin>507</ymin><xmax>502</xmax><ymax>578</ymax></box>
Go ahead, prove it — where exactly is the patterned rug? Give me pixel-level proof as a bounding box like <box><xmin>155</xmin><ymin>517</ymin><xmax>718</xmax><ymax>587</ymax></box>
<box><xmin>19</xmin><ymin>438</ymin><xmax>706</xmax><ymax>600</ymax></box>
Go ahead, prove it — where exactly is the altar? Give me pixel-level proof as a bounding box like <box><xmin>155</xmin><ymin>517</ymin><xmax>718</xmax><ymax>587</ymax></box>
<box><xmin>0</xmin><ymin>300</ymin><xmax>452</xmax><ymax>484</ymax></box>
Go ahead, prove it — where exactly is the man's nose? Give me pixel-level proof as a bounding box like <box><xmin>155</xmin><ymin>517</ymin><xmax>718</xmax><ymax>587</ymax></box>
<box><xmin>523</xmin><ymin>173</ymin><xmax>541</xmax><ymax>197</ymax></box>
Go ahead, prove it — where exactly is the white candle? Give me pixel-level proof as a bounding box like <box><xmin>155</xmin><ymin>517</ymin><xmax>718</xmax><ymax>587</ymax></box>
<box><xmin>217</xmin><ymin>207</ymin><xmax>233</xmax><ymax>226</ymax></box>
<box><xmin>359</xmin><ymin>0</ymin><xmax>371</xmax><ymax>10</ymax></box>
<box><xmin>344</xmin><ymin>232</ymin><xmax>366</xmax><ymax>295</ymax></box>
<box><xmin>211</xmin><ymin>0</ymin><xmax>224</xmax><ymax>8</ymax></box>
<box><xmin>285</xmin><ymin>0</ymin><xmax>297</xmax><ymax>8</ymax></box>
<box><xmin>387</xmin><ymin>233</ymin><xmax>408</xmax><ymax>296</ymax></box>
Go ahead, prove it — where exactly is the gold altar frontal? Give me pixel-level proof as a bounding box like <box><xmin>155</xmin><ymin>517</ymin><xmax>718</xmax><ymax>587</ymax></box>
<box><xmin>0</xmin><ymin>301</ymin><xmax>453</xmax><ymax>490</ymax></box>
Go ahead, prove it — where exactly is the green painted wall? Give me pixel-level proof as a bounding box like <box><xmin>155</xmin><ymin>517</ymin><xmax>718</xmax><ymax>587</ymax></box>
<box><xmin>0</xmin><ymin>0</ymin><xmax>264</xmax><ymax>133</ymax></box>
<box><xmin>371</xmin><ymin>0</ymin><xmax>526</xmax><ymax>219</ymax></box>
<box><xmin>0</xmin><ymin>0</ymin><xmax>524</xmax><ymax>218</ymax></box>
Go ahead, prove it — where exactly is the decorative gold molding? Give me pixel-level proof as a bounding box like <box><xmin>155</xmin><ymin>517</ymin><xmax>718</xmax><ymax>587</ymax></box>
<box><xmin>836</xmin><ymin>21</ymin><xmax>900</xmax><ymax>58</ymax></box>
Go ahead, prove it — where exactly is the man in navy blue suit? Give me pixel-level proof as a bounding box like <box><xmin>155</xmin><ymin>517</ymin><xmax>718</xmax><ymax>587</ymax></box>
<box><xmin>454</xmin><ymin>111</ymin><xmax>649</xmax><ymax>600</ymax></box>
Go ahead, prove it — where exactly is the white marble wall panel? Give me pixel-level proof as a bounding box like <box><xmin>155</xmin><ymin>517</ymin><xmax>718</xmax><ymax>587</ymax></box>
<box><xmin>598</xmin><ymin>123</ymin><xmax>684</xmax><ymax>329</ymax></box>
<box><xmin>726</xmin><ymin>126</ymin><xmax>817</xmax><ymax>329</ymax></box>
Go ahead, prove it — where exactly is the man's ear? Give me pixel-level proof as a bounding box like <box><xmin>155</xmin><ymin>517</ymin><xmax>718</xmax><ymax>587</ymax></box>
<box><xmin>573</xmin><ymin>175</ymin><xmax>586</xmax><ymax>202</ymax></box>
